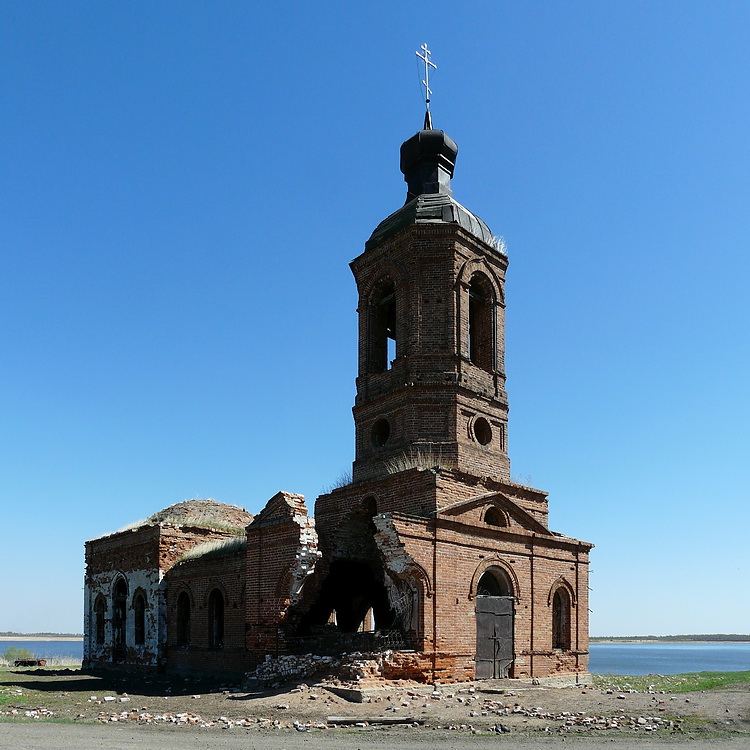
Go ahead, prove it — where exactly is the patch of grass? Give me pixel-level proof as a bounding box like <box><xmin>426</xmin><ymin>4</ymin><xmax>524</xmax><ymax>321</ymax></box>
<box><xmin>0</xmin><ymin>696</ymin><xmax>27</xmax><ymax>706</ymax></box>
<box><xmin>0</xmin><ymin>715</ymin><xmax>79</xmax><ymax>724</ymax></box>
<box><xmin>384</xmin><ymin>447</ymin><xmax>457</xmax><ymax>475</ymax></box>
<box><xmin>0</xmin><ymin>684</ymin><xmax>28</xmax><ymax>706</ymax></box>
<box><xmin>2</xmin><ymin>647</ymin><xmax>34</xmax><ymax>663</ymax></box>
<box><xmin>593</xmin><ymin>670</ymin><xmax>750</xmax><ymax>693</ymax></box>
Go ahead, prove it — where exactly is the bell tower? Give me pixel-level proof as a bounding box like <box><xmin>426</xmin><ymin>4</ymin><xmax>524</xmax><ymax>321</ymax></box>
<box><xmin>350</xmin><ymin>123</ymin><xmax>511</xmax><ymax>483</ymax></box>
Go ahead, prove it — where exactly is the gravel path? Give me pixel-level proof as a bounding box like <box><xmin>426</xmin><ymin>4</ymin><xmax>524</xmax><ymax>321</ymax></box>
<box><xmin>0</xmin><ymin>723</ymin><xmax>749</xmax><ymax>750</ymax></box>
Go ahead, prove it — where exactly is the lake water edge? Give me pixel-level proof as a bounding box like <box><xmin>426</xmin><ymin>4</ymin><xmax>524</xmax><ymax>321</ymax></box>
<box><xmin>2</xmin><ymin>640</ymin><xmax>750</xmax><ymax>675</ymax></box>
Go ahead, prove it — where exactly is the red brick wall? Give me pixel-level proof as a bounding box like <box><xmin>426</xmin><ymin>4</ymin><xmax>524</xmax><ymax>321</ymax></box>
<box><xmin>84</xmin><ymin>523</ymin><xmax>249</xmax><ymax>670</ymax></box>
<box><xmin>381</xmin><ymin>512</ymin><xmax>591</xmax><ymax>680</ymax></box>
<box><xmin>313</xmin><ymin>466</ymin><xmax>590</xmax><ymax>681</ymax></box>
<box><xmin>166</xmin><ymin>548</ymin><xmax>250</xmax><ymax>675</ymax></box>
<box><xmin>350</xmin><ymin>225</ymin><xmax>511</xmax><ymax>484</ymax></box>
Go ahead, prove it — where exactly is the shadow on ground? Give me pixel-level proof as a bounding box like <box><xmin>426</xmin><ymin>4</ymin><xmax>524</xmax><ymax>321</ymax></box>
<box><xmin>1</xmin><ymin>668</ymin><xmax>299</xmax><ymax>702</ymax></box>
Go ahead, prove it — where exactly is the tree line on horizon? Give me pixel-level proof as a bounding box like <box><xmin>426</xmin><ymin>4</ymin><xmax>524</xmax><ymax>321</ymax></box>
<box><xmin>0</xmin><ymin>631</ymin><xmax>83</xmax><ymax>638</ymax></box>
<box><xmin>591</xmin><ymin>634</ymin><xmax>749</xmax><ymax>642</ymax></box>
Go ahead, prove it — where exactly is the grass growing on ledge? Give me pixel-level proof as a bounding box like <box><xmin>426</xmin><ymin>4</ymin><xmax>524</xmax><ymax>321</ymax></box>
<box><xmin>593</xmin><ymin>670</ymin><xmax>750</xmax><ymax>693</ymax></box>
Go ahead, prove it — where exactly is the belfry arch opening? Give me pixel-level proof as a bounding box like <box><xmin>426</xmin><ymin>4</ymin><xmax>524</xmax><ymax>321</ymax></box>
<box><xmin>468</xmin><ymin>274</ymin><xmax>495</xmax><ymax>371</ymax></box>
<box><xmin>370</xmin><ymin>280</ymin><xmax>396</xmax><ymax>373</ymax></box>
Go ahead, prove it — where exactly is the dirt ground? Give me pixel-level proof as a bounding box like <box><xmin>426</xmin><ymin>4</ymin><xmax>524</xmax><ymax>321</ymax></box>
<box><xmin>0</xmin><ymin>667</ymin><xmax>748</xmax><ymax>742</ymax></box>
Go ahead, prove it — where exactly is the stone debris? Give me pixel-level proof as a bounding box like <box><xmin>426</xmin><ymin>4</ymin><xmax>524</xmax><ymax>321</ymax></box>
<box><xmin>471</xmin><ymin>697</ymin><xmax>683</xmax><ymax>733</ymax></box>
<box><xmin>0</xmin><ymin>707</ymin><xmax>55</xmax><ymax>719</ymax></box>
<box><xmin>0</xmin><ymin>681</ymin><xmax>692</xmax><ymax>735</ymax></box>
<box><xmin>86</xmin><ymin>709</ymin><xmax>336</xmax><ymax>730</ymax></box>
<box><xmin>249</xmin><ymin>654</ymin><xmax>339</xmax><ymax>683</ymax></box>
<box><xmin>247</xmin><ymin>650</ymin><xmax>411</xmax><ymax>685</ymax></box>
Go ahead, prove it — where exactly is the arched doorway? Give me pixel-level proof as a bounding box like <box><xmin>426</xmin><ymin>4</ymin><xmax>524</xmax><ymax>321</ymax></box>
<box><xmin>475</xmin><ymin>567</ymin><xmax>514</xmax><ymax>679</ymax></box>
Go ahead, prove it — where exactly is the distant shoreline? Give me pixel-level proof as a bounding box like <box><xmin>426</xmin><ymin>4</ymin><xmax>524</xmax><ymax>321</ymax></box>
<box><xmin>591</xmin><ymin>638</ymin><xmax>750</xmax><ymax>644</ymax></box>
<box><xmin>0</xmin><ymin>636</ymin><xmax>83</xmax><ymax>642</ymax></box>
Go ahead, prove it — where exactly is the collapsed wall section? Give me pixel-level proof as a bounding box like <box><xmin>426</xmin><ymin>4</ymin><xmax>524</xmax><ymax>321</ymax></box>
<box><xmin>245</xmin><ymin>492</ymin><xmax>320</xmax><ymax>661</ymax></box>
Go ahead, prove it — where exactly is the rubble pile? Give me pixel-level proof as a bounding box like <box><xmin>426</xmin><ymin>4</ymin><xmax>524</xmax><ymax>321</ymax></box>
<box><xmin>92</xmin><ymin>709</ymin><xmax>332</xmax><ymax>729</ymax></box>
<box><xmin>476</xmin><ymin>697</ymin><xmax>682</xmax><ymax>732</ymax></box>
<box><xmin>249</xmin><ymin>650</ymin><xmax>409</xmax><ymax>684</ymax></box>
<box><xmin>250</xmin><ymin>654</ymin><xmax>339</xmax><ymax>683</ymax></box>
<box><xmin>335</xmin><ymin>651</ymin><xmax>393</xmax><ymax>682</ymax></box>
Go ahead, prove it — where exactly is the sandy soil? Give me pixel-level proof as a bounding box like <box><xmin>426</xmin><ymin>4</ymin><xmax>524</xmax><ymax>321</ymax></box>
<box><xmin>1</xmin><ymin>722</ymin><xmax>749</xmax><ymax>750</ymax></box>
<box><xmin>0</xmin><ymin>668</ymin><xmax>748</xmax><ymax>741</ymax></box>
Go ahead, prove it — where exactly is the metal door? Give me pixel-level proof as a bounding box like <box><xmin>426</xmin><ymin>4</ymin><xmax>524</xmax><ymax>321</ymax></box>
<box><xmin>475</xmin><ymin>596</ymin><xmax>514</xmax><ymax>679</ymax></box>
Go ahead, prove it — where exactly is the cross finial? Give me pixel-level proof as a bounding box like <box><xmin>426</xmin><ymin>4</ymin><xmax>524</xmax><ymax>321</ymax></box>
<box><xmin>416</xmin><ymin>43</ymin><xmax>437</xmax><ymax>129</ymax></box>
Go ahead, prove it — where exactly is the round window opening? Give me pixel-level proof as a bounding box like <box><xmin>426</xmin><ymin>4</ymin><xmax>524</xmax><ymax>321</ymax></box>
<box><xmin>371</xmin><ymin>418</ymin><xmax>391</xmax><ymax>447</ymax></box>
<box><xmin>474</xmin><ymin>417</ymin><xmax>492</xmax><ymax>445</ymax></box>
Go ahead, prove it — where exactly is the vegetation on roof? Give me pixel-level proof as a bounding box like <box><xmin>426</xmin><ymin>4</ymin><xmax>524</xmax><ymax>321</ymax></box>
<box><xmin>178</xmin><ymin>535</ymin><xmax>247</xmax><ymax>562</ymax></box>
<box><xmin>97</xmin><ymin>498</ymin><xmax>254</xmax><ymax>539</ymax></box>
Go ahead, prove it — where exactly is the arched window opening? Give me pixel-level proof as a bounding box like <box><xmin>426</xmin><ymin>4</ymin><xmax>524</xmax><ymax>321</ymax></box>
<box><xmin>371</xmin><ymin>418</ymin><xmax>391</xmax><ymax>447</ymax></box>
<box><xmin>112</xmin><ymin>578</ymin><xmax>128</xmax><ymax>660</ymax></box>
<box><xmin>208</xmin><ymin>589</ymin><xmax>224</xmax><ymax>649</ymax></box>
<box><xmin>94</xmin><ymin>596</ymin><xmax>106</xmax><ymax>645</ymax></box>
<box><xmin>133</xmin><ymin>593</ymin><xmax>146</xmax><ymax>645</ymax></box>
<box><xmin>484</xmin><ymin>507</ymin><xmax>506</xmax><ymax>527</ymax></box>
<box><xmin>552</xmin><ymin>588</ymin><xmax>571</xmax><ymax>650</ymax></box>
<box><xmin>370</xmin><ymin>281</ymin><xmax>396</xmax><ymax>373</ymax></box>
<box><xmin>477</xmin><ymin>568</ymin><xmax>513</xmax><ymax>597</ymax></box>
<box><xmin>468</xmin><ymin>275</ymin><xmax>495</xmax><ymax>371</ymax></box>
<box><xmin>176</xmin><ymin>592</ymin><xmax>191</xmax><ymax>647</ymax></box>
<box><xmin>358</xmin><ymin>607</ymin><xmax>375</xmax><ymax>632</ymax></box>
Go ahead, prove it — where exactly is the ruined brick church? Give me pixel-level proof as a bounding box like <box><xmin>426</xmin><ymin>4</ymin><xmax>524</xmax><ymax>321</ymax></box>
<box><xmin>84</xmin><ymin>115</ymin><xmax>593</xmax><ymax>682</ymax></box>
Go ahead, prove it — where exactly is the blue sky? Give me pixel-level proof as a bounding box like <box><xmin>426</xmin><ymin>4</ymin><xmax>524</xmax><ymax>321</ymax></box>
<box><xmin>1</xmin><ymin>1</ymin><xmax>747</xmax><ymax>637</ymax></box>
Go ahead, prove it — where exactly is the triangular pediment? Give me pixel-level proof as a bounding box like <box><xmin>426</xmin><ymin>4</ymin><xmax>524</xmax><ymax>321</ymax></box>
<box><xmin>437</xmin><ymin>491</ymin><xmax>551</xmax><ymax>535</ymax></box>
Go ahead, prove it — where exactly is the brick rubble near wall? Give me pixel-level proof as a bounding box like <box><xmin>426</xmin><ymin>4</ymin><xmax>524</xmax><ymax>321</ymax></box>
<box><xmin>247</xmin><ymin>650</ymin><xmax>428</xmax><ymax>685</ymax></box>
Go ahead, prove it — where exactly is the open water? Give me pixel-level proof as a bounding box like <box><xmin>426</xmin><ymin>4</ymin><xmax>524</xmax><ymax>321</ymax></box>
<box><xmin>3</xmin><ymin>640</ymin><xmax>750</xmax><ymax>675</ymax></box>
<box><xmin>589</xmin><ymin>642</ymin><xmax>750</xmax><ymax>675</ymax></box>
<box><xmin>0</xmin><ymin>640</ymin><xmax>83</xmax><ymax>662</ymax></box>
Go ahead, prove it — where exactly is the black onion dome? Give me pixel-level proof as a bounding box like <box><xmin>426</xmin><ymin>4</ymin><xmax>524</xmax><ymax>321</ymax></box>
<box><xmin>367</xmin><ymin>127</ymin><xmax>497</xmax><ymax>250</ymax></box>
<box><xmin>400</xmin><ymin>129</ymin><xmax>458</xmax><ymax>201</ymax></box>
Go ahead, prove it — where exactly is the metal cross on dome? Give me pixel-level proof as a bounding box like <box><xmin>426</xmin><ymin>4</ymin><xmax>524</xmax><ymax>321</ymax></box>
<box><xmin>416</xmin><ymin>43</ymin><xmax>437</xmax><ymax>127</ymax></box>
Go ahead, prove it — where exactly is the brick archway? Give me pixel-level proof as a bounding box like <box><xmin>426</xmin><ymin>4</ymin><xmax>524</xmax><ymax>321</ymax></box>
<box><xmin>468</xmin><ymin>558</ymin><xmax>520</xmax><ymax>601</ymax></box>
